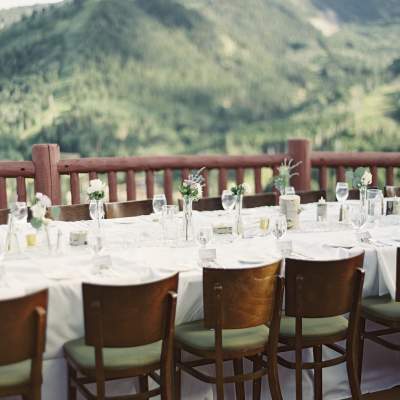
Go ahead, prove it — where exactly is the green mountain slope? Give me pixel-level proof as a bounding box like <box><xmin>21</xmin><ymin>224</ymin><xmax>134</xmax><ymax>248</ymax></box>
<box><xmin>0</xmin><ymin>0</ymin><xmax>399</xmax><ymax>159</ymax></box>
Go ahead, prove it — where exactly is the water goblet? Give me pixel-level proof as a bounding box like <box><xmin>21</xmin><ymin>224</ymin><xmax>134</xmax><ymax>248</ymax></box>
<box><xmin>196</xmin><ymin>226</ymin><xmax>213</xmax><ymax>248</ymax></box>
<box><xmin>152</xmin><ymin>194</ymin><xmax>167</xmax><ymax>215</ymax></box>
<box><xmin>349</xmin><ymin>204</ymin><xmax>367</xmax><ymax>233</ymax></box>
<box><xmin>271</xmin><ymin>214</ymin><xmax>287</xmax><ymax>241</ymax></box>
<box><xmin>221</xmin><ymin>190</ymin><xmax>236</xmax><ymax>212</ymax></box>
<box><xmin>336</xmin><ymin>182</ymin><xmax>349</xmax><ymax>203</ymax></box>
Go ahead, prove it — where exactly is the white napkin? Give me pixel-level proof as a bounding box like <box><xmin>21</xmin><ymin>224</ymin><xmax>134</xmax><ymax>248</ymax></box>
<box><xmin>376</xmin><ymin>246</ymin><xmax>397</xmax><ymax>299</ymax></box>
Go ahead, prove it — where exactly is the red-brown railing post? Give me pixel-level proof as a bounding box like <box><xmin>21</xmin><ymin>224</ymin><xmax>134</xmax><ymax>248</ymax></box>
<box><xmin>32</xmin><ymin>144</ymin><xmax>61</xmax><ymax>205</ymax></box>
<box><xmin>287</xmin><ymin>138</ymin><xmax>311</xmax><ymax>191</ymax></box>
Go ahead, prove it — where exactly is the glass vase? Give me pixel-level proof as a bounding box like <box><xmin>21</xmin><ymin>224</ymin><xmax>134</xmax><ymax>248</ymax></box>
<box><xmin>360</xmin><ymin>186</ymin><xmax>367</xmax><ymax>208</ymax></box>
<box><xmin>89</xmin><ymin>199</ymin><xmax>105</xmax><ymax>230</ymax></box>
<box><xmin>234</xmin><ymin>194</ymin><xmax>244</xmax><ymax>237</ymax></box>
<box><xmin>182</xmin><ymin>196</ymin><xmax>194</xmax><ymax>242</ymax></box>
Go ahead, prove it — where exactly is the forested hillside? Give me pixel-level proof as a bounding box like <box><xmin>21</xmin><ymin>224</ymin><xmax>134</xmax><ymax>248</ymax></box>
<box><xmin>0</xmin><ymin>0</ymin><xmax>399</xmax><ymax>159</ymax></box>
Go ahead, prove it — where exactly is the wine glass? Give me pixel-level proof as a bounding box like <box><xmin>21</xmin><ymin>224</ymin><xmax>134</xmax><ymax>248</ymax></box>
<box><xmin>196</xmin><ymin>226</ymin><xmax>213</xmax><ymax>248</ymax></box>
<box><xmin>271</xmin><ymin>214</ymin><xmax>287</xmax><ymax>241</ymax></box>
<box><xmin>259</xmin><ymin>216</ymin><xmax>270</xmax><ymax>236</ymax></box>
<box><xmin>349</xmin><ymin>204</ymin><xmax>367</xmax><ymax>232</ymax></box>
<box><xmin>152</xmin><ymin>194</ymin><xmax>167</xmax><ymax>215</ymax></box>
<box><xmin>336</xmin><ymin>182</ymin><xmax>349</xmax><ymax>203</ymax></box>
<box><xmin>11</xmin><ymin>201</ymin><xmax>28</xmax><ymax>223</ymax></box>
<box><xmin>284</xmin><ymin>186</ymin><xmax>295</xmax><ymax>195</ymax></box>
<box><xmin>221</xmin><ymin>190</ymin><xmax>236</xmax><ymax>212</ymax></box>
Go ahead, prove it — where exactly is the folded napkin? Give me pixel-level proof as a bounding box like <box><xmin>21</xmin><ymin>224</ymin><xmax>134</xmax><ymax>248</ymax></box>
<box><xmin>376</xmin><ymin>246</ymin><xmax>397</xmax><ymax>300</ymax></box>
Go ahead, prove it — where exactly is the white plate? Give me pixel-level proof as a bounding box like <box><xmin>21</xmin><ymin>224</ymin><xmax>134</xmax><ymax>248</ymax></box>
<box><xmin>238</xmin><ymin>257</ymin><xmax>268</xmax><ymax>265</ymax></box>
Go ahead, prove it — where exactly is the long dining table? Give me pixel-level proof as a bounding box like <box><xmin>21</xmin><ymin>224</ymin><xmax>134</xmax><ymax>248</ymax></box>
<box><xmin>1</xmin><ymin>201</ymin><xmax>399</xmax><ymax>399</ymax></box>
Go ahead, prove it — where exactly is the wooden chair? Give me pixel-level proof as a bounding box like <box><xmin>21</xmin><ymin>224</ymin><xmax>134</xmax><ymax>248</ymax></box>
<box><xmin>178</xmin><ymin>197</ymin><xmax>223</xmax><ymax>212</ymax></box>
<box><xmin>297</xmin><ymin>190</ymin><xmax>327</xmax><ymax>204</ymax></box>
<box><xmin>348</xmin><ymin>189</ymin><xmax>360</xmax><ymax>200</ymax></box>
<box><xmin>64</xmin><ymin>274</ymin><xmax>178</xmax><ymax>400</ymax></box>
<box><xmin>105</xmin><ymin>200</ymin><xmax>153</xmax><ymax>218</ymax></box>
<box><xmin>47</xmin><ymin>204</ymin><xmax>91</xmax><ymax>222</ymax></box>
<box><xmin>358</xmin><ymin>248</ymin><xmax>400</xmax><ymax>383</ymax></box>
<box><xmin>0</xmin><ymin>289</ymin><xmax>48</xmax><ymax>400</ymax></box>
<box><xmin>384</xmin><ymin>186</ymin><xmax>400</xmax><ymax>197</ymax></box>
<box><xmin>242</xmin><ymin>192</ymin><xmax>277</xmax><ymax>208</ymax></box>
<box><xmin>0</xmin><ymin>209</ymin><xmax>9</xmax><ymax>225</ymax></box>
<box><xmin>174</xmin><ymin>261</ymin><xmax>284</xmax><ymax>400</ymax></box>
<box><xmin>277</xmin><ymin>253</ymin><xmax>365</xmax><ymax>400</ymax></box>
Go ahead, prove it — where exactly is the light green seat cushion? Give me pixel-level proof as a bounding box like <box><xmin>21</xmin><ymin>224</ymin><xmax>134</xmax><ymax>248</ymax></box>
<box><xmin>64</xmin><ymin>338</ymin><xmax>162</xmax><ymax>370</ymax></box>
<box><xmin>280</xmin><ymin>314</ymin><xmax>348</xmax><ymax>339</ymax></box>
<box><xmin>0</xmin><ymin>359</ymin><xmax>31</xmax><ymax>388</ymax></box>
<box><xmin>362</xmin><ymin>295</ymin><xmax>400</xmax><ymax>322</ymax></box>
<box><xmin>175</xmin><ymin>320</ymin><xmax>269</xmax><ymax>352</ymax></box>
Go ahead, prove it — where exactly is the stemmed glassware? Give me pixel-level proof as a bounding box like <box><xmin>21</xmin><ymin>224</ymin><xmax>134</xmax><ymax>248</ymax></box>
<box><xmin>349</xmin><ymin>204</ymin><xmax>367</xmax><ymax>233</ymax></box>
<box><xmin>271</xmin><ymin>214</ymin><xmax>287</xmax><ymax>241</ymax></box>
<box><xmin>196</xmin><ymin>226</ymin><xmax>213</xmax><ymax>248</ymax></box>
<box><xmin>152</xmin><ymin>194</ymin><xmax>167</xmax><ymax>215</ymax></box>
<box><xmin>336</xmin><ymin>182</ymin><xmax>349</xmax><ymax>203</ymax></box>
<box><xmin>221</xmin><ymin>190</ymin><xmax>236</xmax><ymax>213</ymax></box>
<box><xmin>10</xmin><ymin>202</ymin><xmax>28</xmax><ymax>224</ymax></box>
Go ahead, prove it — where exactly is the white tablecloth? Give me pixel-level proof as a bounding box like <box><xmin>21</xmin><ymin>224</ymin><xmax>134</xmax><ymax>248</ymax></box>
<box><xmin>1</xmin><ymin>202</ymin><xmax>399</xmax><ymax>399</ymax></box>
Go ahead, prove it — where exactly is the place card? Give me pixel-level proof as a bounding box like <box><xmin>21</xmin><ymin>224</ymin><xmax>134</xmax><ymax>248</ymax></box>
<box><xmin>69</xmin><ymin>230</ymin><xmax>88</xmax><ymax>246</ymax></box>
<box><xmin>199</xmin><ymin>248</ymin><xmax>216</xmax><ymax>262</ymax></box>
<box><xmin>212</xmin><ymin>225</ymin><xmax>232</xmax><ymax>235</ymax></box>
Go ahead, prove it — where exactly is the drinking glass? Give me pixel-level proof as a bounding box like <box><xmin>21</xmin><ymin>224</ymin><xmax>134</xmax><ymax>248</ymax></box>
<box><xmin>336</xmin><ymin>182</ymin><xmax>349</xmax><ymax>203</ymax></box>
<box><xmin>284</xmin><ymin>186</ymin><xmax>295</xmax><ymax>195</ymax></box>
<box><xmin>259</xmin><ymin>216</ymin><xmax>270</xmax><ymax>236</ymax></box>
<box><xmin>162</xmin><ymin>205</ymin><xmax>178</xmax><ymax>244</ymax></box>
<box><xmin>196</xmin><ymin>226</ymin><xmax>213</xmax><ymax>248</ymax></box>
<box><xmin>152</xmin><ymin>194</ymin><xmax>167</xmax><ymax>214</ymax></box>
<box><xmin>271</xmin><ymin>214</ymin><xmax>287</xmax><ymax>241</ymax></box>
<box><xmin>349</xmin><ymin>204</ymin><xmax>367</xmax><ymax>231</ymax></box>
<box><xmin>221</xmin><ymin>190</ymin><xmax>236</xmax><ymax>212</ymax></box>
<box><xmin>367</xmin><ymin>189</ymin><xmax>383</xmax><ymax>223</ymax></box>
<box><xmin>11</xmin><ymin>202</ymin><xmax>28</xmax><ymax>223</ymax></box>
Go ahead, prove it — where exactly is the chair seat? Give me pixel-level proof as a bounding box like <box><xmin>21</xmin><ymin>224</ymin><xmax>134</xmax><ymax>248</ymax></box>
<box><xmin>362</xmin><ymin>295</ymin><xmax>400</xmax><ymax>322</ymax></box>
<box><xmin>279</xmin><ymin>314</ymin><xmax>348</xmax><ymax>339</ymax></box>
<box><xmin>64</xmin><ymin>338</ymin><xmax>162</xmax><ymax>371</ymax></box>
<box><xmin>175</xmin><ymin>320</ymin><xmax>269</xmax><ymax>352</ymax></box>
<box><xmin>0</xmin><ymin>359</ymin><xmax>31</xmax><ymax>388</ymax></box>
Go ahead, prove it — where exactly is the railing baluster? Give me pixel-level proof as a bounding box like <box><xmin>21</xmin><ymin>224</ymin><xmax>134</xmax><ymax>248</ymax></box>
<box><xmin>371</xmin><ymin>166</ymin><xmax>378</xmax><ymax>187</ymax></box>
<box><xmin>202</xmin><ymin>169</ymin><xmax>209</xmax><ymax>197</ymax></box>
<box><xmin>108</xmin><ymin>171</ymin><xmax>118</xmax><ymax>202</ymax></box>
<box><xmin>236</xmin><ymin>168</ymin><xmax>244</xmax><ymax>185</ymax></box>
<box><xmin>319</xmin><ymin>166</ymin><xmax>328</xmax><ymax>191</ymax></box>
<box><xmin>386</xmin><ymin>167</ymin><xmax>394</xmax><ymax>186</ymax></box>
<box><xmin>89</xmin><ymin>171</ymin><xmax>97</xmax><ymax>180</ymax></box>
<box><xmin>181</xmin><ymin>168</ymin><xmax>189</xmax><ymax>181</ymax></box>
<box><xmin>16</xmin><ymin>176</ymin><xmax>27</xmax><ymax>202</ymax></box>
<box><xmin>0</xmin><ymin>177</ymin><xmax>7</xmax><ymax>209</ymax></box>
<box><xmin>254</xmin><ymin>167</ymin><xmax>262</xmax><ymax>193</ymax></box>
<box><xmin>70</xmin><ymin>173</ymin><xmax>80</xmax><ymax>204</ymax></box>
<box><xmin>336</xmin><ymin>166</ymin><xmax>346</xmax><ymax>183</ymax></box>
<box><xmin>218</xmin><ymin>168</ymin><xmax>227</xmax><ymax>194</ymax></box>
<box><xmin>164</xmin><ymin>169</ymin><xmax>173</xmax><ymax>204</ymax></box>
<box><xmin>273</xmin><ymin>165</ymin><xmax>279</xmax><ymax>176</ymax></box>
<box><xmin>146</xmin><ymin>170</ymin><xmax>154</xmax><ymax>199</ymax></box>
<box><xmin>126</xmin><ymin>170</ymin><xmax>136</xmax><ymax>201</ymax></box>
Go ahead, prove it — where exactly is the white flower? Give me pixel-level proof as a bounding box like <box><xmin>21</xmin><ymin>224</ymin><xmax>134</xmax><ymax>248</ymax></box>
<box><xmin>87</xmin><ymin>179</ymin><xmax>105</xmax><ymax>194</ymax></box>
<box><xmin>182</xmin><ymin>181</ymin><xmax>189</xmax><ymax>188</ymax></box>
<box><xmin>241</xmin><ymin>183</ymin><xmax>250</xmax><ymax>193</ymax></box>
<box><xmin>361</xmin><ymin>171</ymin><xmax>372</xmax><ymax>186</ymax></box>
<box><xmin>35</xmin><ymin>192</ymin><xmax>51</xmax><ymax>208</ymax></box>
<box><xmin>31</xmin><ymin>203</ymin><xmax>46</xmax><ymax>220</ymax></box>
<box><xmin>195</xmin><ymin>183</ymin><xmax>203</xmax><ymax>198</ymax></box>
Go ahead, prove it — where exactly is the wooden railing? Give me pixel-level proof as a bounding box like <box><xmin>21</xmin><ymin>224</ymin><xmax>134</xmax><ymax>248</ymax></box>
<box><xmin>0</xmin><ymin>139</ymin><xmax>399</xmax><ymax>208</ymax></box>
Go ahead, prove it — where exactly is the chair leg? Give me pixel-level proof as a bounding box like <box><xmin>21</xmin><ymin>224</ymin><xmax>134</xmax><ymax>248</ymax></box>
<box><xmin>215</xmin><ymin>358</ymin><xmax>225</xmax><ymax>400</ymax></box>
<box><xmin>67</xmin><ymin>365</ymin><xmax>77</xmax><ymax>400</ymax></box>
<box><xmin>233</xmin><ymin>358</ymin><xmax>245</xmax><ymax>400</ymax></box>
<box><xmin>174</xmin><ymin>348</ymin><xmax>181</xmax><ymax>400</ymax></box>
<box><xmin>267</xmin><ymin>355</ymin><xmax>283</xmax><ymax>400</ymax></box>
<box><xmin>347</xmin><ymin>341</ymin><xmax>362</xmax><ymax>400</ymax></box>
<box><xmin>161</xmin><ymin>356</ymin><xmax>174</xmax><ymax>400</ymax></box>
<box><xmin>313</xmin><ymin>346</ymin><xmax>323</xmax><ymax>400</ymax></box>
<box><xmin>295</xmin><ymin>346</ymin><xmax>303</xmax><ymax>400</ymax></box>
<box><xmin>358</xmin><ymin>317</ymin><xmax>366</xmax><ymax>384</ymax></box>
<box><xmin>31</xmin><ymin>385</ymin><xmax>41</xmax><ymax>400</ymax></box>
<box><xmin>139</xmin><ymin>375</ymin><xmax>149</xmax><ymax>394</ymax></box>
<box><xmin>252</xmin><ymin>355</ymin><xmax>262</xmax><ymax>400</ymax></box>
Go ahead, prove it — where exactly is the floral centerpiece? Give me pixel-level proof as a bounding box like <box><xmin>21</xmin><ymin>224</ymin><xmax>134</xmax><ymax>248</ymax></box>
<box><xmin>178</xmin><ymin>168</ymin><xmax>205</xmax><ymax>241</ymax></box>
<box><xmin>230</xmin><ymin>182</ymin><xmax>249</xmax><ymax>236</ymax></box>
<box><xmin>87</xmin><ymin>179</ymin><xmax>106</xmax><ymax>228</ymax></box>
<box><xmin>273</xmin><ymin>159</ymin><xmax>302</xmax><ymax>195</ymax></box>
<box><xmin>30</xmin><ymin>193</ymin><xmax>52</xmax><ymax>230</ymax></box>
<box><xmin>346</xmin><ymin>167</ymin><xmax>372</xmax><ymax>206</ymax></box>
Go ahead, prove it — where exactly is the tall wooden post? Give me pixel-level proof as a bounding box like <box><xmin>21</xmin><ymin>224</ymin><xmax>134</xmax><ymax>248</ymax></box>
<box><xmin>32</xmin><ymin>144</ymin><xmax>62</xmax><ymax>205</ymax></box>
<box><xmin>287</xmin><ymin>138</ymin><xmax>311</xmax><ymax>191</ymax></box>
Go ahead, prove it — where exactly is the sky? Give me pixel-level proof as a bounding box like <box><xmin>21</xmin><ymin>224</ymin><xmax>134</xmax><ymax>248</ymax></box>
<box><xmin>0</xmin><ymin>0</ymin><xmax>64</xmax><ymax>10</ymax></box>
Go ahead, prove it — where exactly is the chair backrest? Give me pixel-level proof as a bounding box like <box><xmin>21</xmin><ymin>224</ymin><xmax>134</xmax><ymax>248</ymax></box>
<box><xmin>105</xmin><ymin>200</ymin><xmax>153</xmax><ymax>219</ymax></box>
<box><xmin>203</xmin><ymin>261</ymin><xmax>282</xmax><ymax>329</ymax></box>
<box><xmin>178</xmin><ymin>197</ymin><xmax>223</xmax><ymax>212</ymax></box>
<box><xmin>0</xmin><ymin>208</ymin><xmax>9</xmax><ymax>225</ymax></box>
<box><xmin>285</xmin><ymin>252</ymin><xmax>365</xmax><ymax>318</ymax></box>
<box><xmin>242</xmin><ymin>193</ymin><xmax>277</xmax><ymax>208</ymax></box>
<box><xmin>83</xmin><ymin>273</ymin><xmax>178</xmax><ymax>348</ymax></box>
<box><xmin>298</xmin><ymin>190</ymin><xmax>327</xmax><ymax>204</ymax></box>
<box><xmin>385</xmin><ymin>186</ymin><xmax>400</xmax><ymax>198</ymax></box>
<box><xmin>0</xmin><ymin>290</ymin><xmax>48</xmax><ymax>366</ymax></box>
<box><xmin>47</xmin><ymin>204</ymin><xmax>91</xmax><ymax>221</ymax></box>
<box><xmin>348</xmin><ymin>189</ymin><xmax>360</xmax><ymax>200</ymax></box>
